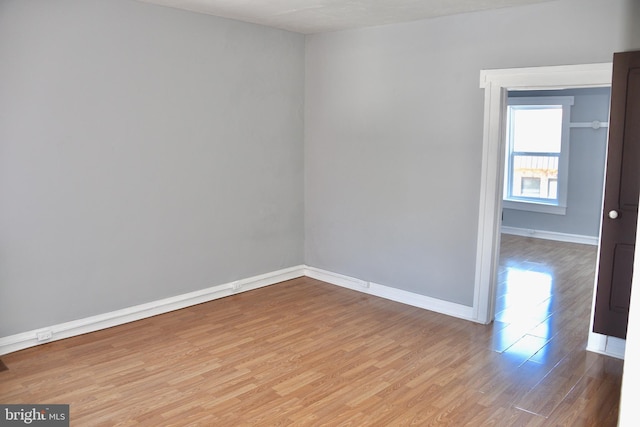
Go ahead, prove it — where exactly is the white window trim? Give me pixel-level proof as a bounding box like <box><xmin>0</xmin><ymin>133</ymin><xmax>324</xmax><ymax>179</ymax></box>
<box><xmin>502</xmin><ymin>200</ymin><xmax>567</xmax><ymax>215</ymax></box>
<box><xmin>503</xmin><ymin>95</ymin><xmax>574</xmax><ymax>215</ymax></box>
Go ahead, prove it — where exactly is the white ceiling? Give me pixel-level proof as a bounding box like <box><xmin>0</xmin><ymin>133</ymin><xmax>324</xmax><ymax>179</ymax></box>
<box><xmin>137</xmin><ymin>0</ymin><xmax>556</xmax><ymax>34</ymax></box>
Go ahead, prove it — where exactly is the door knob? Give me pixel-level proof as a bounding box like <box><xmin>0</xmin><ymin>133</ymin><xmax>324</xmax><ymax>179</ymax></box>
<box><xmin>609</xmin><ymin>210</ymin><xmax>619</xmax><ymax>219</ymax></box>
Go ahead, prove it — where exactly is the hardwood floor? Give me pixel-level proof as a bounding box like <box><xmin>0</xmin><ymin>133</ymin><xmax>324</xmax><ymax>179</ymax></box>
<box><xmin>0</xmin><ymin>235</ymin><xmax>623</xmax><ymax>425</ymax></box>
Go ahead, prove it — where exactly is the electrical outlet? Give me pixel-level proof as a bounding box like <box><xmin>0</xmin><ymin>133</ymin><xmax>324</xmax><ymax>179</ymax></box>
<box><xmin>232</xmin><ymin>282</ymin><xmax>241</xmax><ymax>292</ymax></box>
<box><xmin>36</xmin><ymin>330</ymin><xmax>53</xmax><ymax>342</ymax></box>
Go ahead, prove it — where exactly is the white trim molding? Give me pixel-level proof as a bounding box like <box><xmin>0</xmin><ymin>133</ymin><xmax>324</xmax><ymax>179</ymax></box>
<box><xmin>587</xmin><ymin>332</ymin><xmax>626</xmax><ymax>360</ymax></box>
<box><xmin>502</xmin><ymin>200</ymin><xmax>567</xmax><ymax>216</ymax></box>
<box><xmin>1</xmin><ymin>264</ymin><xmax>479</xmax><ymax>356</ymax></box>
<box><xmin>305</xmin><ymin>266</ymin><xmax>475</xmax><ymax>321</ymax></box>
<box><xmin>479</xmin><ymin>63</ymin><xmax>613</xmax><ymax>90</ymax></box>
<box><xmin>474</xmin><ymin>63</ymin><xmax>612</xmax><ymax>326</ymax></box>
<box><xmin>304</xmin><ymin>266</ymin><xmax>370</xmax><ymax>290</ymax></box>
<box><xmin>501</xmin><ymin>226</ymin><xmax>599</xmax><ymax>246</ymax></box>
<box><xmin>0</xmin><ymin>266</ymin><xmax>305</xmax><ymax>356</ymax></box>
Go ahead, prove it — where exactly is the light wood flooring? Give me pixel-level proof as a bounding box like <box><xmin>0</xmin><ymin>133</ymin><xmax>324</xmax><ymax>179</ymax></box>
<box><xmin>0</xmin><ymin>235</ymin><xmax>623</xmax><ymax>425</ymax></box>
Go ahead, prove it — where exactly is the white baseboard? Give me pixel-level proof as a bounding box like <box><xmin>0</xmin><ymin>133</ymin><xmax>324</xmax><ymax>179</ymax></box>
<box><xmin>304</xmin><ymin>266</ymin><xmax>371</xmax><ymax>290</ymax></box>
<box><xmin>304</xmin><ymin>266</ymin><xmax>475</xmax><ymax>321</ymax></box>
<box><xmin>587</xmin><ymin>331</ymin><xmax>626</xmax><ymax>359</ymax></box>
<box><xmin>501</xmin><ymin>226</ymin><xmax>599</xmax><ymax>246</ymax></box>
<box><xmin>0</xmin><ymin>266</ymin><xmax>305</xmax><ymax>356</ymax></box>
<box><xmin>1</xmin><ymin>264</ymin><xmax>479</xmax><ymax>356</ymax></box>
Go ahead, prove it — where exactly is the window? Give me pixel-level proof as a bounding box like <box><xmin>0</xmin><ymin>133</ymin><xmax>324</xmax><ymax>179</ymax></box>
<box><xmin>521</xmin><ymin>177</ymin><xmax>541</xmax><ymax>196</ymax></box>
<box><xmin>503</xmin><ymin>95</ymin><xmax>574</xmax><ymax>215</ymax></box>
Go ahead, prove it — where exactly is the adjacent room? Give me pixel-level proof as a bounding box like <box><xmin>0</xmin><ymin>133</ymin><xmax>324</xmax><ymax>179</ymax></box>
<box><xmin>1</xmin><ymin>0</ymin><xmax>640</xmax><ymax>424</ymax></box>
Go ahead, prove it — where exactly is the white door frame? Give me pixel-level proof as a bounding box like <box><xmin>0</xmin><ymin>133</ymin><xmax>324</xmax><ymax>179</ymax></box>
<box><xmin>472</xmin><ymin>63</ymin><xmax>613</xmax><ymax>325</ymax></box>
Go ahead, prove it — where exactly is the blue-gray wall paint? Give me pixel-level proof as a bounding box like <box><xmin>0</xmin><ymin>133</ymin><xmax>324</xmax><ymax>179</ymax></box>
<box><xmin>305</xmin><ymin>0</ymin><xmax>640</xmax><ymax>306</ymax></box>
<box><xmin>0</xmin><ymin>0</ymin><xmax>305</xmax><ymax>337</ymax></box>
<box><xmin>503</xmin><ymin>88</ymin><xmax>611</xmax><ymax>237</ymax></box>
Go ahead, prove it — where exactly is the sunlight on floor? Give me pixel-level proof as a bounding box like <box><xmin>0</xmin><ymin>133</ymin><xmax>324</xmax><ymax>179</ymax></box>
<box><xmin>493</xmin><ymin>264</ymin><xmax>555</xmax><ymax>363</ymax></box>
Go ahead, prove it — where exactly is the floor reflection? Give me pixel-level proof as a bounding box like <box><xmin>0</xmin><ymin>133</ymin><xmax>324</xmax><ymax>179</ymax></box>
<box><xmin>496</xmin><ymin>268</ymin><xmax>552</xmax><ymax>325</ymax></box>
<box><xmin>483</xmin><ymin>235</ymin><xmax>621</xmax><ymax>421</ymax></box>
<box><xmin>497</xmin><ymin>268</ymin><xmax>553</xmax><ymax>361</ymax></box>
<box><xmin>491</xmin><ymin>235</ymin><xmax>593</xmax><ymax>365</ymax></box>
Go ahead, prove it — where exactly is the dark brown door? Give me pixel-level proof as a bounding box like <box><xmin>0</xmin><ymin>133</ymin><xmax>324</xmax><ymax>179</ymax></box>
<box><xmin>593</xmin><ymin>50</ymin><xmax>640</xmax><ymax>339</ymax></box>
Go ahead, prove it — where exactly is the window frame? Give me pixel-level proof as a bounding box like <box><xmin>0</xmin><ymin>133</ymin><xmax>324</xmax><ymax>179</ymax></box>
<box><xmin>503</xmin><ymin>95</ymin><xmax>574</xmax><ymax>215</ymax></box>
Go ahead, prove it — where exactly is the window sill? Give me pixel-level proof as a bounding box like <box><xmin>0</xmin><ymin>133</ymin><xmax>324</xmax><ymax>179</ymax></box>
<box><xmin>503</xmin><ymin>199</ymin><xmax>567</xmax><ymax>215</ymax></box>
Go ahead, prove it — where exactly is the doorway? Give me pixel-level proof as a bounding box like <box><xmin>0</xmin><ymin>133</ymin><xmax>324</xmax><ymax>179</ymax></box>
<box><xmin>493</xmin><ymin>86</ymin><xmax>610</xmax><ymax>355</ymax></box>
<box><xmin>472</xmin><ymin>64</ymin><xmax>614</xmax><ymax>354</ymax></box>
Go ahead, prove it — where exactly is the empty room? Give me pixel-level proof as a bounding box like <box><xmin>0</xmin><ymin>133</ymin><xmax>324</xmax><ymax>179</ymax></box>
<box><xmin>1</xmin><ymin>0</ymin><xmax>640</xmax><ymax>425</ymax></box>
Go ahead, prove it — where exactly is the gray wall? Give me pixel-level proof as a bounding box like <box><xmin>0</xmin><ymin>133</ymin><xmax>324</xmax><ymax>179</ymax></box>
<box><xmin>503</xmin><ymin>88</ymin><xmax>611</xmax><ymax>237</ymax></box>
<box><xmin>2</xmin><ymin>0</ymin><xmax>640</xmax><ymax>339</ymax></box>
<box><xmin>0</xmin><ymin>0</ymin><xmax>305</xmax><ymax>336</ymax></box>
<box><xmin>305</xmin><ymin>0</ymin><xmax>640</xmax><ymax>306</ymax></box>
